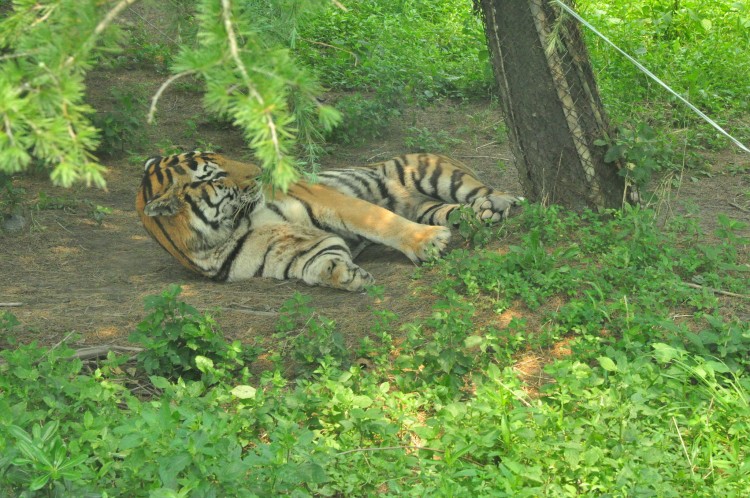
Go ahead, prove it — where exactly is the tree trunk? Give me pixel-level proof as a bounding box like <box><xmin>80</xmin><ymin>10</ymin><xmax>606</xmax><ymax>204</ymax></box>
<box><xmin>479</xmin><ymin>0</ymin><xmax>632</xmax><ymax>210</ymax></box>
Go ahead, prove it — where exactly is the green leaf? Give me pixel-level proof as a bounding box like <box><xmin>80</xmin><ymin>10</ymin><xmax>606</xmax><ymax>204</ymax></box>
<box><xmin>231</xmin><ymin>385</ymin><xmax>257</xmax><ymax>399</ymax></box>
<box><xmin>118</xmin><ymin>433</ymin><xmax>143</xmax><ymax>451</ymax></box>
<box><xmin>83</xmin><ymin>410</ymin><xmax>94</xmax><ymax>429</ymax></box>
<box><xmin>29</xmin><ymin>473</ymin><xmax>51</xmax><ymax>491</ymax></box>
<box><xmin>297</xmin><ymin>462</ymin><xmax>328</xmax><ymax>484</ymax></box>
<box><xmin>352</xmin><ymin>395</ymin><xmax>373</xmax><ymax>408</ymax></box>
<box><xmin>447</xmin><ymin>443</ymin><xmax>477</xmax><ymax>465</ymax></box>
<box><xmin>195</xmin><ymin>355</ymin><xmax>214</xmax><ymax>372</ymax></box>
<box><xmin>652</xmin><ymin>343</ymin><xmax>682</xmax><ymax>363</ymax></box>
<box><xmin>52</xmin><ymin>439</ymin><xmax>67</xmax><ymax>467</ymax></box>
<box><xmin>598</xmin><ymin>356</ymin><xmax>617</xmax><ymax>372</ymax></box>
<box><xmin>150</xmin><ymin>376</ymin><xmax>171</xmax><ymax>389</ymax></box>
<box><xmin>464</xmin><ymin>335</ymin><xmax>484</xmax><ymax>348</ymax></box>
<box><xmin>59</xmin><ymin>452</ymin><xmax>88</xmax><ymax>471</ymax></box>
<box><xmin>40</xmin><ymin>420</ymin><xmax>59</xmax><ymax>443</ymax></box>
<box><xmin>7</xmin><ymin>425</ymin><xmax>33</xmax><ymax>445</ymax></box>
<box><xmin>705</xmin><ymin>360</ymin><xmax>731</xmax><ymax>374</ymax></box>
<box><xmin>604</xmin><ymin>144</ymin><xmax>625</xmax><ymax>162</ymax></box>
<box><xmin>15</xmin><ymin>440</ymin><xmax>52</xmax><ymax>467</ymax></box>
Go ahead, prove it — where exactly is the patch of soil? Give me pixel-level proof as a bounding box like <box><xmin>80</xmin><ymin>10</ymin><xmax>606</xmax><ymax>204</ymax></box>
<box><xmin>2</xmin><ymin>68</ymin><xmax>749</xmax><ymax>373</ymax></box>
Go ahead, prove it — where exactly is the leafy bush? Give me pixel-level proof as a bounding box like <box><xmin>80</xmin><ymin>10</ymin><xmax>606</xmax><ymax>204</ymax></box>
<box><xmin>89</xmin><ymin>88</ymin><xmax>148</xmax><ymax>156</ymax></box>
<box><xmin>129</xmin><ymin>284</ymin><xmax>256</xmax><ymax>383</ymax></box>
<box><xmin>298</xmin><ymin>0</ymin><xmax>493</xmax><ymax>100</ymax></box>
<box><xmin>327</xmin><ymin>92</ymin><xmax>403</xmax><ymax>144</ymax></box>
<box><xmin>0</xmin><ymin>175</ymin><xmax>26</xmax><ymax>216</ymax></box>
<box><xmin>404</xmin><ymin>126</ymin><xmax>463</xmax><ymax>153</ymax></box>
<box><xmin>579</xmin><ymin>0</ymin><xmax>750</xmax><ymax>144</ymax></box>
<box><xmin>274</xmin><ymin>292</ymin><xmax>348</xmax><ymax>370</ymax></box>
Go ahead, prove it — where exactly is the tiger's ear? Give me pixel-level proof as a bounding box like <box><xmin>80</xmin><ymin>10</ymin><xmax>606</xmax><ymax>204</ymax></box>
<box><xmin>143</xmin><ymin>189</ymin><xmax>182</xmax><ymax>217</ymax></box>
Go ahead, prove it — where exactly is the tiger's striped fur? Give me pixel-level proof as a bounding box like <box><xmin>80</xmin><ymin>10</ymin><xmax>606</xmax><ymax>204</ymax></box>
<box><xmin>135</xmin><ymin>151</ymin><xmax>521</xmax><ymax>291</ymax></box>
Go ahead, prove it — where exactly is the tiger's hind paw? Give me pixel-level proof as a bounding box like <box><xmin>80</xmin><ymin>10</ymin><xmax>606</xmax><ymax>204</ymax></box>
<box><xmin>324</xmin><ymin>258</ymin><xmax>375</xmax><ymax>292</ymax></box>
<box><xmin>470</xmin><ymin>193</ymin><xmax>523</xmax><ymax>222</ymax></box>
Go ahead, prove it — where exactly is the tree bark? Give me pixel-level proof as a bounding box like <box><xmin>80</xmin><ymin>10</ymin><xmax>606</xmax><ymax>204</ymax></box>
<box><xmin>479</xmin><ymin>0</ymin><xmax>632</xmax><ymax>210</ymax></box>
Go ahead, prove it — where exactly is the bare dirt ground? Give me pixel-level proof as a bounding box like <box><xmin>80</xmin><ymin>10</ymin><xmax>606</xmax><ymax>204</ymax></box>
<box><xmin>1</xmin><ymin>68</ymin><xmax>749</xmax><ymax>365</ymax></box>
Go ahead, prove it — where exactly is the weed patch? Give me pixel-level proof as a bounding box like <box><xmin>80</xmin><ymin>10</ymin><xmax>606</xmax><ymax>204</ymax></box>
<box><xmin>3</xmin><ymin>202</ymin><xmax>748</xmax><ymax>495</ymax></box>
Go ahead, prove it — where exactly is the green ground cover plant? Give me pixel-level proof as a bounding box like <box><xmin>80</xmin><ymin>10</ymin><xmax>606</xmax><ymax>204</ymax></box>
<box><xmin>2</xmin><ymin>205</ymin><xmax>748</xmax><ymax>496</ymax></box>
<box><xmin>578</xmin><ymin>0</ymin><xmax>750</xmax><ymax>168</ymax></box>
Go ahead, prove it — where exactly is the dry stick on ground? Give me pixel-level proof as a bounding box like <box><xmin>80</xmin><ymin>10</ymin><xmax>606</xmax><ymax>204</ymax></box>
<box><xmin>728</xmin><ymin>201</ymin><xmax>750</xmax><ymax>214</ymax></box>
<box><xmin>683</xmin><ymin>282</ymin><xmax>750</xmax><ymax>300</ymax></box>
<box><xmin>224</xmin><ymin>305</ymin><xmax>279</xmax><ymax>316</ymax></box>
<box><xmin>73</xmin><ymin>345</ymin><xmax>143</xmax><ymax>361</ymax></box>
<box><xmin>37</xmin><ymin>331</ymin><xmax>77</xmax><ymax>362</ymax></box>
<box><xmin>0</xmin><ymin>331</ymin><xmax>76</xmax><ymax>367</ymax></box>
<box><xmin>0</xmin><ymin>303</ymin><xmax>23</xmax><ymax>307</ymax></box>
<box><xmin>496</xmin><ymin>378</ymin><xmax>532</xmax><ymax>407</ymax></box>
<box><xmin>0</xmin><ymin>344</ymin><xmax>145</xmax><ymax>366</ymax></box>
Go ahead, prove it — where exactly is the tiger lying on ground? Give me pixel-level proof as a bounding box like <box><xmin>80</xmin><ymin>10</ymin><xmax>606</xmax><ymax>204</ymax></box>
<box><xmin>135</xmin><ymin>151</ymin><xmax>521</xmax><ymax>291</ymax></box>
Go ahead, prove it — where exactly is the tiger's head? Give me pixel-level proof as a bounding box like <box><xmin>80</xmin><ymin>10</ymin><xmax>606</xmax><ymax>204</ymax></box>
<box><xmin>136</xmin><ymin>152</ymin><xmax>263</xmax><ymax>266</ymax></box>
<box><xmin>138</xmin><ymin>151</ymin><xmax>263</xmax><ymax>217</ymax></box>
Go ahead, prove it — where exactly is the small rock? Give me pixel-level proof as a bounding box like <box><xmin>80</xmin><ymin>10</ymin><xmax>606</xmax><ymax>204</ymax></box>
<box><xmin>1</xmin><ymin>213</ymin><xmax>28</xmax><ymax>232</ymax></box>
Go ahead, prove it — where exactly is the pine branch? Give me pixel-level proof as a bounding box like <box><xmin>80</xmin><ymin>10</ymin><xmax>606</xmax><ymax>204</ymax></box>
<box><xmin>64</xmin><ymin>0</ymin><xmax>141</xmax><ymax>68</ymax></box>
<box><xmin>94</xmin><ymin>0</ymin><xmax>141</xmax><ymax>36</ymax></box>
<box><xmin>220</xmin><ymin>0</ymin><xmax>283</xmax><ymax>165</ymax></box>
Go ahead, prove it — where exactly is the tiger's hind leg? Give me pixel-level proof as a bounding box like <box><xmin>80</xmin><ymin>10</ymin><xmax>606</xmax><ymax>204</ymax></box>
<box><xmin>412</xmin><ymin>200</ymin><xmax>462</xmax><ymax>226</ymax></box>
<box><xmin>368</xmin><ymin>154</ymin><xmax>522</xmax><ymax>224</ymax></box>
<box><xmin>411</xmin><ymin>193</ymin><xmax>519</xmax><ymax>227</ymax></box>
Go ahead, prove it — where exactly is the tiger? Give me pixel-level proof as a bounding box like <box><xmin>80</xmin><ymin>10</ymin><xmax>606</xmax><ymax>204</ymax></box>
<box><xmin>135</xmin><ymin>151</ymin><xmax>521</xmax><ymax>291</ymax></box>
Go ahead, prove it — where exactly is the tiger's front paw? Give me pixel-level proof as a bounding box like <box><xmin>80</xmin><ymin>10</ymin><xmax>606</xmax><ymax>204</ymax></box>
<box><xmin>404</xmin><ymin>226</ymin><xmax>451</xmax><ymax>263</ymax></box>
<box><xmin>470</xmin><ymin>193</ymin><xmax>523</xmax><ymax>222</ymax></box>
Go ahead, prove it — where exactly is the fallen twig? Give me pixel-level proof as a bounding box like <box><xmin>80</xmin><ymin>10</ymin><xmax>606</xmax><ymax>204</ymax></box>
<box><xmin>0</xmin><ymin>302</ymin><xmax>23</xmax><ymax>307</ymax></box>
<box><xmin>37</xmin><ymin>331</ymin><xmax>77</xmax><ymax>363</ymax></box>
<box><xmin>683</xmin><ymin>282</ymin><xmax>750</xmax><ymax>300</ymax></box>
<box><xmin>225</xmin><ymin>305</ymin><xmax>278</xmax><ymax>316</ymax></box>
<box><xmin>0</xmin><ymin>344</ymin><xmax>144</xmax><ymax>367</ymax></box>
<box><xmin>496</xmin><ymin>378</ymin><xmax>532</xmax><ymax>407</ymax></box>
<box><xmin>728</xmin><ymin>201</ymin><xmax>750</xmax><ymax>214</ymax></box>
<box><xmin>73</xmin><ymin>345</ymin><xmax>143</xmax><ymax>361</ymax></box>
